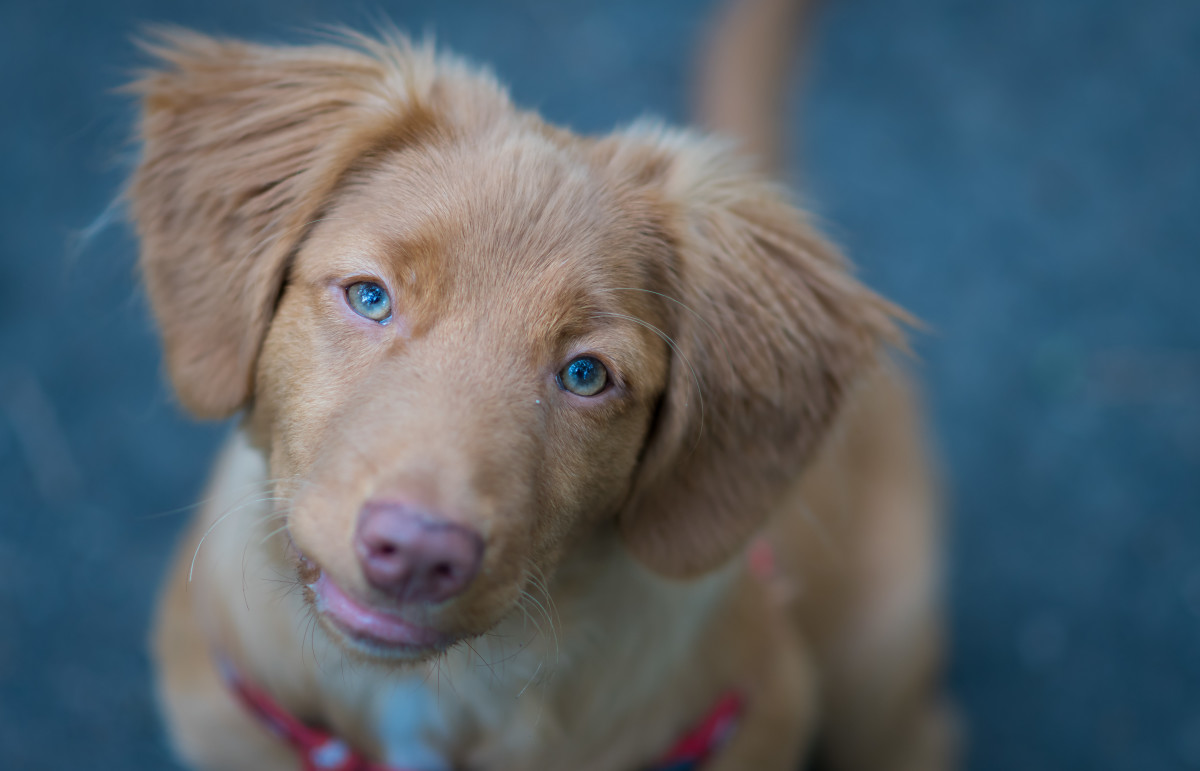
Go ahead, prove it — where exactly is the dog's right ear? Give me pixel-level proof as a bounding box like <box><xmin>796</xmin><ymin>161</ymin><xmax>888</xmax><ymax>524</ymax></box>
<box><xmin>598</xmin><ymin>128</ymin><xmax>905</xmax><ymax>578</ymax></box>
<box><xmin>127</xmin><ymin>30</ymin><xmax>440</xmax><ymax>418</ymax></box>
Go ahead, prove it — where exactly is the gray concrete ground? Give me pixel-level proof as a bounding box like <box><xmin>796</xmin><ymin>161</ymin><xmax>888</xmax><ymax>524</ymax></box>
<box><xmin>2</xmin><ymin>1</ymin><xmax>1198</xmax><ymax>769</ymax></box>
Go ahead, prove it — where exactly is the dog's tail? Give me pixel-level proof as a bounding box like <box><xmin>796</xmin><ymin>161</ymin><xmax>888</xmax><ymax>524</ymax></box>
<box><xmin>694</xmin><ymin>0</ymin><xmax>814</xmax><ymax>174</ymax></box>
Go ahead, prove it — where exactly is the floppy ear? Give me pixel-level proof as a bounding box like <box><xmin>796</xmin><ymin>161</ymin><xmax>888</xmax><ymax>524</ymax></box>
<box><xmin>608</xmin><ymin>129</ymin><xmax>906</xmax><ymax>578</ymax></box>
<box><xmin>127</xmin><ymin>30</ymin><xmax>443</xmax><ymax>418</ymax></box>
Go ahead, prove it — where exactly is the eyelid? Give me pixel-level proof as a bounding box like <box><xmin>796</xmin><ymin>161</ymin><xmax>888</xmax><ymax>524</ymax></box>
<box><xmin>337</xmin><ymin>273</ymin><xmax>390</xmax><ymax>290</ymax></box>
<box><xmin>574</xmin><ymin>352</ymin><xmax>620</xmax><ymax>383</ymax></box>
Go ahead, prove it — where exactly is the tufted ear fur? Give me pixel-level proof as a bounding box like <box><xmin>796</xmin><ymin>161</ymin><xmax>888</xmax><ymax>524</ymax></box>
<box><xmin>606</xmin><ymin>128</ymin><xmax>906</xmax><ymax>578</ymax></box>
<box><xmin>126</xmin><ymin>30</ymin><xmax>471</xmax><ymax>418</ymax></box>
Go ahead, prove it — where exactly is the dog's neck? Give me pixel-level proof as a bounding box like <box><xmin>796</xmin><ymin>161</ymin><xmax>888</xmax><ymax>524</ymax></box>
<box><xmin>381</xmin><ymin>533</ymin><xmax>738</xmax><ymax>767</ymax></box>
<box><xmin>201</xmin><ymin>430</ymin><xmax>741</xmax><ymax>769</ymax></box>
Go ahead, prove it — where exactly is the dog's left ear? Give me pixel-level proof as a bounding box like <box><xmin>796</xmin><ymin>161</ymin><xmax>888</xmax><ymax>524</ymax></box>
<box><xmin>602</xmin><ymin>128</ymin><xmax>906</xmax><ymax>578</ymax></box>
<box><xmin>125</xmin><ymin>30</ymin><xmax>455</xmax><ymax>418</ymax></box>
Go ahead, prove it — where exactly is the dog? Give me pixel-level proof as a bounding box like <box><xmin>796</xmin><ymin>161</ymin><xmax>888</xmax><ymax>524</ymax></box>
<box><xmin>129</xmin><ymin>2</ymin><xmax>956</xmax><ymax>769</ymax></box>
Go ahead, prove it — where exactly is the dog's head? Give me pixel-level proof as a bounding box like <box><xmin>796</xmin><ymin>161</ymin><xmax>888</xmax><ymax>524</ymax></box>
<box><xmin>129</xmin><ymin>31</ymin><xmax>900</xmax><ymax>661</ymax></box>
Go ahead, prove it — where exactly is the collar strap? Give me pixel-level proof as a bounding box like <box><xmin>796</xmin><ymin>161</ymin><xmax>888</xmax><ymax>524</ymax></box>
<box><xmin>649</xmin><ymin>691</ymin><xmax>744</xmax><ymax>771</ymax></box>
<box><xmin>218</xmin><ymin>656</ymin><xmax>742</xmax><ymax>771</ymax></box>
<box><xmin>218</xmin><ymin>656</ymin><xmax>388</xmax><ymax>771</ymax></box>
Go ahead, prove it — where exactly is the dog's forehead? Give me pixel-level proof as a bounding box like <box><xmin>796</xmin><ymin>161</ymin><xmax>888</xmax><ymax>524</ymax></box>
<box><xmin>323</xmin><ymin>129</ymin><xmax>668</xmax><ymax>312</ymax></box>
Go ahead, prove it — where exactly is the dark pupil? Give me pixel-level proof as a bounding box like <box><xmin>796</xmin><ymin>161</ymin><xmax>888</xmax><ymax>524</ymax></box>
<box><xmin>357</xmin><ymin>283</ymin><xmax>383</xmax><ymax>307</ymax></box>
<box><xmin>569</xmin><ymin>358</ymin><xmax>596</xmax><ymax>385</ymax></box>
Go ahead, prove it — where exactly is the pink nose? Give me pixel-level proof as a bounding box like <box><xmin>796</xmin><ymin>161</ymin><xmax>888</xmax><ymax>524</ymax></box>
<box><xmin>354</xmin><ymin>501</ymin><xmax>483</xmax><ymax>603</ymax></box>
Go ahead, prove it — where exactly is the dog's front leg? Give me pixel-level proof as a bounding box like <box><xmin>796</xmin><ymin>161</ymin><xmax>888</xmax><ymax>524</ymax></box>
<box><xmin>154</xmin><ymin>527</ymin><xmax>302</xmax><ymax>771</ymax></box>
<box><xmin>704</xmin><ymin>634</ymin><xmax>818</xmax><ymax>771</ymax></box>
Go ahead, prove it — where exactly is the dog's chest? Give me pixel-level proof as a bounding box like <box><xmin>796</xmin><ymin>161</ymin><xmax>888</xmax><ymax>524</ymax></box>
<box><xmin>362</xmin><ymin>646</ymin><xmax>555</xmax><ymax>771</ymax></box>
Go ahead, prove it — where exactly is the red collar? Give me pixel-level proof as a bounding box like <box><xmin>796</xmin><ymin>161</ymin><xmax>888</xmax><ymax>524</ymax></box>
<box><xmin>218</xmin><ymin>657</ymin><xmax>742</xmax><ymax>771</ymax></box>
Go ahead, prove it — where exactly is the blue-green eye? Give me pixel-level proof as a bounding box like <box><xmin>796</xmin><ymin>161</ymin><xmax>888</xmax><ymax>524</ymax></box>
<box><xmin>558</xmin><ymin>356</ymin><xmax>609</xmax><ymax>396</ymax></box>
<box><xmin>346</xmin><ymin>281</ymin><xmax>391</xmax><ymax>322</ymax></box>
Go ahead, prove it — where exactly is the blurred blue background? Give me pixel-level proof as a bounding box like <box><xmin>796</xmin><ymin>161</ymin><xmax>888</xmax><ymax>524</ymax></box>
<box><xmin>2</xmin><ymin>1</ymin><xmax>1198</xmax><ymax>769</ymax></box>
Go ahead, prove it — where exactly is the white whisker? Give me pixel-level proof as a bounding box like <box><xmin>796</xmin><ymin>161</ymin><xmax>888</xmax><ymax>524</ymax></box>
<box><xmin>517</xmin><ymin>661</ymin><xmax>543</xmax><ymax>699</ymax></box>
<box><xmin>188</xmin><ymin>496</ymin><xmax>292</xmax><ymax>583</ymax></box>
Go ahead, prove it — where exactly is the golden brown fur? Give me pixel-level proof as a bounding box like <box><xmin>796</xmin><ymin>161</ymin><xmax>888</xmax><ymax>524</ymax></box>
<box><xmin>131</xmin><ymin>8</ymin><xmax>954</xmax><ymax>770</ymax></box>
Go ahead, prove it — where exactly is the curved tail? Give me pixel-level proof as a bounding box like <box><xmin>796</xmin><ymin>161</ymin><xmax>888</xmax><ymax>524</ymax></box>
<box><xmin>694</xmin><ymin>0</ymin><xmax>814</xmax><ymax>174</ymax></box>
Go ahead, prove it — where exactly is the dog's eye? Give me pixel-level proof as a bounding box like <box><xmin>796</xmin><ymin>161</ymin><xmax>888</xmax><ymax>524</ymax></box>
<box><xmin>346</xmin><ymin>281</ymin><xmax>392</xmax><ymax>322</ymax></box>
<box><xmin>558</xmin><ymin>356</ymin><xmax>609</xmax><ymax>397</ymax></box>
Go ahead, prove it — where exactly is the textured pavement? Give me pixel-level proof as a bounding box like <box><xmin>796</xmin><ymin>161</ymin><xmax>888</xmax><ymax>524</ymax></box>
<box><xmin>1</xmin><ymin>1</ymin><xmax>1198</xmax><ymax>769</ymax></box>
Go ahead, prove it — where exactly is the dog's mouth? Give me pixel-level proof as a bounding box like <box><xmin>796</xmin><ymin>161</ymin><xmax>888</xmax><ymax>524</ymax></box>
<box><xmin>289</xmin><ymin>542</ymin><xmax>455</xmax><ymax>658</ymax></box>
<box><xmin>286</xmin><ymin>533</ymin><xmax>448</xmax><ymax>653</ymax></box>
<box><xmin>309</xmin><ymin>572</ymin><xmax>451</xmax><ymax>657</ymax></box>
<box><xmin>286</xmin><ymin>525</ymin><xmax>513</xmax><ymax>661</ymax></box>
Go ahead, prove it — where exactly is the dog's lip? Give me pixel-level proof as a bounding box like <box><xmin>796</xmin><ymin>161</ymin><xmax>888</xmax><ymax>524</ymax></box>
<box><xmin>311</xmin><ymin>572</ymin><xmax>445</xmax><ymax>650</ymax></box>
